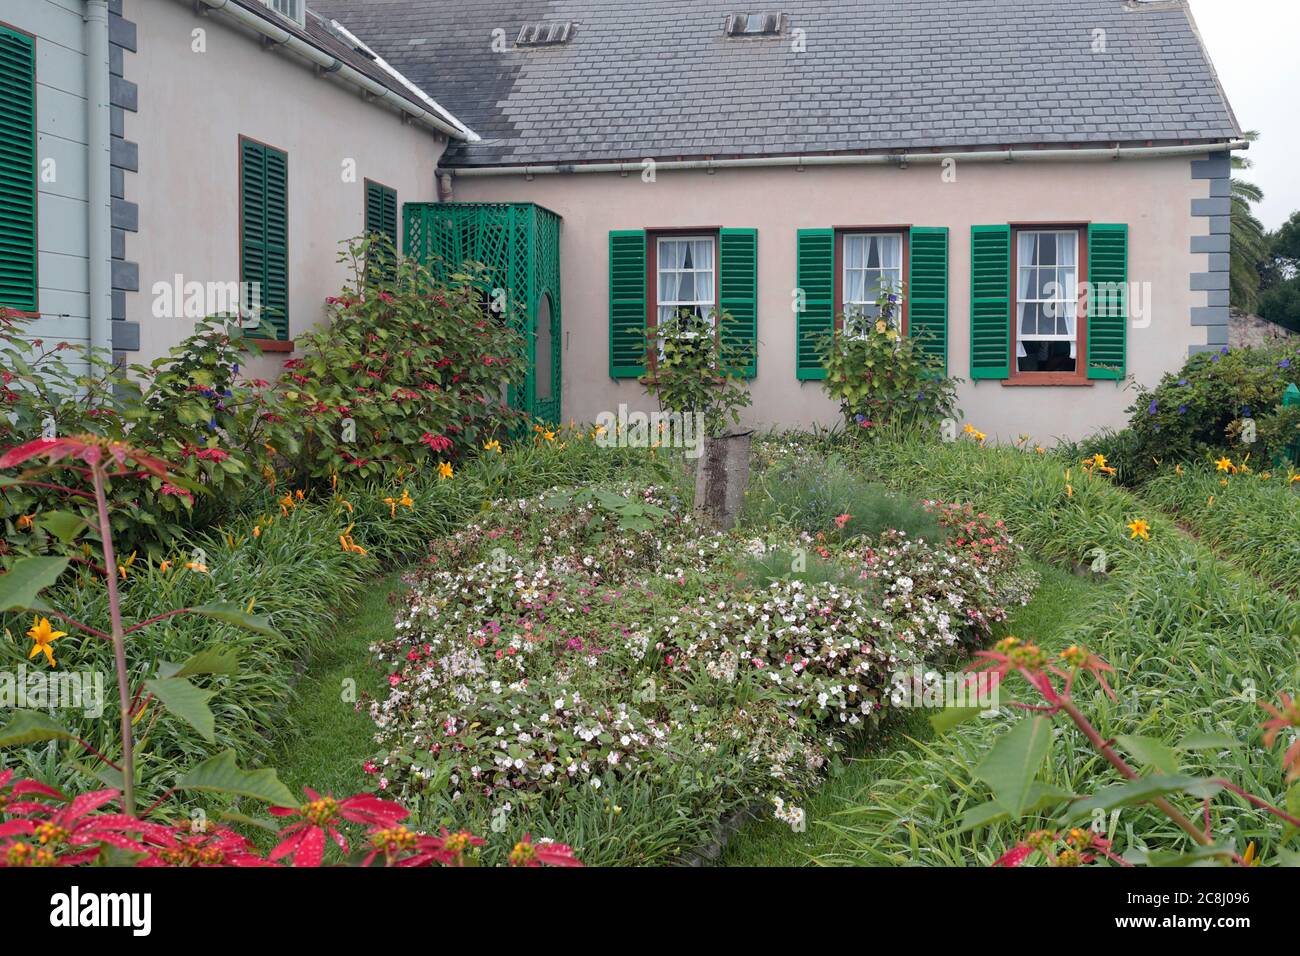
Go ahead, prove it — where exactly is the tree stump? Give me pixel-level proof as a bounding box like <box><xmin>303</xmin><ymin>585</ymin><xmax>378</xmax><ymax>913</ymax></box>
<box><xmin>694</xmin><ymin>428</ymin><xmax>753</xmax><ymax>530</ymax></box>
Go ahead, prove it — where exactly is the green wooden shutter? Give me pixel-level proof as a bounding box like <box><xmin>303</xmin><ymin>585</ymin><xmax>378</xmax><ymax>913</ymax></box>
<box><xmin>0</xmin><ymin>25</ymin><xmax>38</xmax><ymax>313</ymax></box>
<box><xmin>241</xmin><ymin>140</ymin><xmax>289</xmax><ymax>341</ymax></box>
<box><xmin>1087</xmin><ymin>223</ymin><xmax>1128</xmax><ymax>380</ymax></box>
<box><xmin>970</xmin><ymin>225</ymin><xmax>1011</xmax><ymax>380</ymax></box>
<box><xmin>796</xmin><ymin>229</ymin><xmax>834</xmax><ymax>380</ymax></box>
<box><xmin>365</xmin><ymin>181</ymin><xmax>398</xmax><ymax>247</ymax></box>
<box><xmin>908</xmin><ymin>227</ymin><xmax>948</xmax><ymax>373</ymax></box>
<box><xmin>719</xmin><ymin>227</ymin><xmax>758</xmax><ymax>378</ymax></box>
<box><xmin>609</xmin><ymin>230</ymin><xmax>646</xmax><ymax>378</ymax></box>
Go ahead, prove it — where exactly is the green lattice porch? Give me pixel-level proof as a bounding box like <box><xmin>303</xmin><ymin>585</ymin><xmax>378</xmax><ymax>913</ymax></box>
<box><xmin>404</xmin><ymin>202</ymin><xmax>562</xmax><ymax>423</ymax></box>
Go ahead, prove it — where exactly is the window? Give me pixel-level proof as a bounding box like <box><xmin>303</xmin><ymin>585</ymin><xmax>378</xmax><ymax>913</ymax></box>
<box><xmin>365</xmin><ymin>180</ymin><xmax>398</xmax><ymax>248</ymax></box>
<box><xmin>842</xmin><ymin>232</ymin><xmax>904</xmax><ymax>331</ymax></box>
<box><xmin>0</xmin><ymin>23</ymin><xmax>38</xmax><ymax>313</ymax></box>
<box><xmin>1014</xmin><ymin>229</ymin><xmax>1080</xmax><ymax>374</ymax></box>
<box><xmin>240</xmin><ymin>138</ymin><xmax>289</xmax><ymax>342</ymax></box>
<box><xmin>262</xmin><ymin>0</ymin><xmax>306</xmax><ymax>27</ymax></box>
<box><xmin>655</xmin><ymin>235</ymin><xmax>716</xmax><ymax>330</ymax></box>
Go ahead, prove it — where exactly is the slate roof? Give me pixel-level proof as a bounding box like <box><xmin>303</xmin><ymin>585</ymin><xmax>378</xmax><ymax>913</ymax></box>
<box><xmin>306</xmin><ymin>0</ymin><xmax>1240</xmax><ymax>167</ymax></box>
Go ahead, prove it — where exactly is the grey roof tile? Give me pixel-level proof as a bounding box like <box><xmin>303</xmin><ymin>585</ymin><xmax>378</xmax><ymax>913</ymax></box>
<box><xmin>307</xmin><ymin>0</ymin><xmax>1239</xmax><ymax>166</ymax></box>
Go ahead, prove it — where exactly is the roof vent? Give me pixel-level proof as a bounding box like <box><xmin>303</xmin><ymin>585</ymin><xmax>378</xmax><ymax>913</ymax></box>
<box><xmin>725</xmin><ymin>13</ymin><xmax>786</xmax><ymax>36</ymax></box>
<box><xmin>516</xmin><ymin>22</ymin><xmax>574</xmax><ymax>46</ymax></box>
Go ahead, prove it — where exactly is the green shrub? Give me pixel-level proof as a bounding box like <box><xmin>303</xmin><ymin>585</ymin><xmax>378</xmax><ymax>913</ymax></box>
<box><xmin>1106</xmin><ymin>342</ymin><xmax>1300</xmax><ymax>483</ymax></box>
<box><xmin>263</xmin><ymin>238</ymin><xmax>527</xmax><ymax>483</ymax></box>
<box><xmin>640</xmin><ymin>309</ymin><xmax>752</xmax><ymax>437</ymax></box>
<box><xmin>817</xmin><ymin>286</ymin><xmax>958</xmax><ymax>432</ymax></box>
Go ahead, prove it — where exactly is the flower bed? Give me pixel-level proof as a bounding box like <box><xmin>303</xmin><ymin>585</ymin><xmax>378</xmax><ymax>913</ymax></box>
<box><xmin>364</xmin><ymin>477</ymin><xmax>1035</xmax><ymax>865</ymax></box>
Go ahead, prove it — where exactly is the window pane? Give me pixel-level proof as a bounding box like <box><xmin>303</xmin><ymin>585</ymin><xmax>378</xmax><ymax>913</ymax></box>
<box><xmin>845</xmin><ymin>235</ymin><xmax>865</xmax><ymax>269</ymax></box>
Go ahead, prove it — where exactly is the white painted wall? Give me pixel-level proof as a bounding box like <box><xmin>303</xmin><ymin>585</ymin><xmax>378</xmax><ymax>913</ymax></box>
<box><xmin>122</xmin><ymin>0</ymin><xmax>447</xmax><ymax>380</ymax></box>
<box><xmin>0</xmin><ymin>0</ymin><xmax>92</xmax><ymax>348</ymax></box>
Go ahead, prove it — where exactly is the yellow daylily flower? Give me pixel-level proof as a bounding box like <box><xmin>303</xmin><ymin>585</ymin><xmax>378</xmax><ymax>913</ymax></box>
<box><xmin>438</xmin><ymin>461</ymin><xmax>454</xmax><ymax>480</ymax></box>
<box><xmin>27</xmin><ymin>617</ymin><xmax>65</xmax><ymax>667</ymax></box>
<box><xmin>1215</xmin><ymin>456</ymin><xmax>1233</xmax><ymax>473</ymax></box>
<box><xmin>1034</xmin><ymin>446</ymin><xmax>1045</xmax><ymax>455</ymax></box>
<box><xmin>399</xmin><ymin>489</ymin><xmax>414</xmax><ymax>509</ymax></box>
<box><xmin>483</xmin><ymin>439</ymin><xmax>502</xmax><ymax>454</ymax></box>
<box><xmin>963</xmin><ymin>423</ymin><xmax>976</xmax><ymax>435</ymax></box>
<box><xmin>1126</xmin><ymin>518</ymin><xmax>1151</xmax><ymax>541</ymax></box>
<box><xmin>17</xmin><ymin>513</ymin><xmax>35</xmax><ymax>530</ymax></box>
<box><xmin>185</xmin><ymin>561</ymin><xmax>209</xmax><ymax>574</ymax></box>
<box><xmin>117</xmin><ymin>550</ymin><xmax>137</xmax><ymax>581</ymax></box>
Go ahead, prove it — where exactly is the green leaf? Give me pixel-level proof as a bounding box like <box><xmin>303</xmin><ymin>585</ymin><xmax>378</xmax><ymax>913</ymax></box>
<box><xmin>160</xmin><ymin>647</ymin><xmax>241</xmax><ymax>679</ymax></box>
<box><xmin>1129</xmin><ymin>843</ymin><xmax>1238</xmax><ymax>867</ymax></box>
<box><xmin>174</xmin><ymin>750</ymin><xmax>296</xmax><ymax>806</ymax></box>
<box><xmin>188</xmin><ymin>602</ymin><xmax>279</xmax><ymax>637</ymax></box>
<box><xmin>37</xmin><ymin>511</ymin><xmax>87</xmax><ymax>544</ymax></box>
<box><xmin>0</xmin><ymin>557</ymin><xmax>69</xmax><ymax>612</ymax></box>
<box><xmin>1116</xmin><ymin>734</ymin><xmax>1181</xmax><ymax>774</ymax></box>
<box><xmin>0</xmin><ymin>709</ymin><xmax>79</xmax><ymax>747</ymax></box>
<box><xmin>957</xmin><ymin>783</ymin><xmax>1074</xmax><ymax>832</ymax></box>
<box><xmin>973</xmin><ymin>716</ymin><xmax>1053</xmax><ymax>819</ymax></box>
<box><xmin>144</xmin><ymin>677</ymin><xmax>217</xmax><ymax>742</ymax></box>
<box><xmin>1175</xmin><ymin>732</ymin><xmax>1237</xmax><ymax>752</ymax></box>
<box><xmin>930</xmin><ymin>705</ymin><xmax>986</xmax><ymax>734</ymax></box>
<box><xmin>1061</xmin><ymin>775</ymin><xmax>1224</xmax><ymax>823</ymax></box>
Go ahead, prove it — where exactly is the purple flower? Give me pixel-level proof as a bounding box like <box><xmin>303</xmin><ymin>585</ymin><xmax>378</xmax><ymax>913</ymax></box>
<box><xmin>1280</xmin><ymin>359</ymin><xmax>1292</xmax><ymax>370</ymax></box>
<box><xmin>1147</xmin><ymin>399</ymin><xmax>1158</xmax><ymax>415</ymax></box>
<box><xmin>1211</xmin><ymin>354</ymin><xmax>1221</xmax><ymax>362</ymax></box>
<box><xmin>1178</xmin><ymin>378</ymin><xmax>1189</xmax><ymax>386</ymax></box>
<box><xmin>1220</xmin><ymin>346</ymin><xmax>1230</xmax><ymax>355</ymax></box>
<box><xmin>1177</xmin><ymin>405</ymin><xmax>1187</xmax><ymax>415</ymax></box>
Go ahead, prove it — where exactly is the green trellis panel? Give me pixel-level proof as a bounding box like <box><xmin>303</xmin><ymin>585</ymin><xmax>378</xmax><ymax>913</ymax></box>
<box><xmin>404</xmin><ymin>202</ymin><xmax>563</xmax><ymax>423</ymax></box>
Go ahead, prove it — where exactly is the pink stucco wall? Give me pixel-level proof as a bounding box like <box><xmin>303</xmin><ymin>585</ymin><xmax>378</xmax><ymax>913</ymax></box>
<box><xmin>453</xmin><ymin>156</ymin><xmax>1212</xmax><ymax>444</ymax></box>
<box><xmin>123</xmin><ymin>0</ymin><xmax>447</xmax><ymax>384</ymax></box>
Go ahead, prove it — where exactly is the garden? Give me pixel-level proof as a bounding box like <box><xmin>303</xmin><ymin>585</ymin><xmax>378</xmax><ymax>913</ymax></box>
<box><xmin>1</xmin><ymin>261</ymin><xmax>1298</xmax><ymax>868</ymax></box>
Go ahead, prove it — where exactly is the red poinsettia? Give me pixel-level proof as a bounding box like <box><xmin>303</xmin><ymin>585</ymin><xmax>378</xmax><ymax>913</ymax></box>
<box><xmin>507</xmin><ymin>832</ymin><xmax>583</xmax><ymax>867</ymax></box>
<box><xmin>362</xmin><ymin>825</ymin><xmax>485</xmax><ymax>867</ymax></box>
<box><xmin>1260</xmin><ymin>692</ymin><xmax>1300</xmax><ymax>781</ymax></box>
<box><xmin>0</xmin><ymin>788</ymin><xmax>154</xmax><ymax>866</ymax></box>
<box><xmin>269</xmin><ymin>789</ymin><xmax>408</xmax><ymax>867</ymax></box>
<box><xmin>0</xmin><ymin>435</ymin><xmax>172</xmax><ymax>479</ymax></box>
<box><xmin>136</xmin><ymin>823</ymin><xmax>272</xmax><ymax>868</ymax></box>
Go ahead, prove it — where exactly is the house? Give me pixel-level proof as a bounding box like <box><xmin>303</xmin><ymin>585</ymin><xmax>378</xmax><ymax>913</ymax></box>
<box><xmin>1</xmin><ymin>0</ymin><xmax>475</xmax><ymax>383</ymax></box>
<box><xmin>3</xmin><ymin>0</ymin><xmax>1243</xmax><ymax>442</ymax></box>
<box><xmin>310</xmin><ymin>0</ymin><xmax>1244</xmax><ymax>441</ymax></box>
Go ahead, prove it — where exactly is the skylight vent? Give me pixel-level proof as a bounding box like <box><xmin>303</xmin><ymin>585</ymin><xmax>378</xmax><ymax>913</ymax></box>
<box><xmin>262</xmin><ymin>0</ymin><xmax>306</xmax><ymax>28</ymax></box>
<box><xmin>725</xmin><ymin>13</ymin><xmax>786</xmax><ymax>37</ymax></box>
<box><xmin>516</xmin><ymin>22</ymin><xmax>574</xmax><ymax>46</ymax></box>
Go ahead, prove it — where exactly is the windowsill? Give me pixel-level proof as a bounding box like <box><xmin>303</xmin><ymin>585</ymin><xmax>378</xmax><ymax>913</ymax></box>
<box><xmin>1001</xmin><ymin>374</ymin><xmax>1092</xmax><ymax>387</ymax></box>
<box><xmin>246</xmin><ymin>339</ymin><xmax>295</xmax><ymax>353</ymax></box>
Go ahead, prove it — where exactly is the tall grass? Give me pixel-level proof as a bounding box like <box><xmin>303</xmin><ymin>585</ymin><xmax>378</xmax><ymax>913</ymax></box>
<box><xmin>0</xmin><ymin>437</ymin><xmax>670</xmax><ymax>797</ymax></box>
<box><xmin>801</xmin><ymin>435</ymin><xmax>1300</xmax><ymax>865</ymax></box>
<box><xmin>1141</xmin><ymin>466</ymin><xmax>1300</xmax><ymax>593</ymax></box>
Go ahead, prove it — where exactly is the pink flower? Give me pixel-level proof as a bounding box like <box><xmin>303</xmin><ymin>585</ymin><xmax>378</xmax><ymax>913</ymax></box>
<box><xmin>834</xmin><ymin>513</ymin><xmax>852</xmax><ymax>530</ymax></box>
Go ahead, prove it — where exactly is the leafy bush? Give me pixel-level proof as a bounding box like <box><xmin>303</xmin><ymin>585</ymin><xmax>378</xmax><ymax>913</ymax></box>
<box><xmin>0</xmin><ymin>312</ymin><xmax>278</xmax><ymax>560</ymax></box>
<box><xmin>263</xmin><ymin>239</ymin><xmax>528</xmax><ymax>482</ymax></box>
<box><xmin>1105</xmin><ymin>342</ymin><xmax>1300</xmax><ymax>483</ymax></box>
<box><xmin>640</xmin><ymin>309</ymin><xmax>752</xmax><ymax>437</ymax></box>
<box><xmin>817</xmin><ymin>286</ymin><xmax>958</xmax><ymax>433</ymax></box>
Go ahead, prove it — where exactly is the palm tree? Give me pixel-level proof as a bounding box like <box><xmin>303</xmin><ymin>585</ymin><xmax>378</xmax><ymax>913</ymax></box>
<box><xmin>1230</xmin><ymin>131</ymin><xmax>1267</xmax><ymax>312</ymax></box>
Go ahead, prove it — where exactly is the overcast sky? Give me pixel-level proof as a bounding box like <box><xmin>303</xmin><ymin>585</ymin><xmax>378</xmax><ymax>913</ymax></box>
<box><xmin>1186</xmin><ymin>0</ymin><xmax>1299</xmax><ymax>230</ymax></box>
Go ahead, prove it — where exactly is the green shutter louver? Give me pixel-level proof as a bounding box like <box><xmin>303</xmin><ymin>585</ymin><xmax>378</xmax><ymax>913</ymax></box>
<box><xmin>908</xmin><ymin>227</ymin><xmax>948</xmax><ymax>373</ymax></box>
<box><xmin>970</xmin><ymin>225</ymin><xmax>1011</xmax><ymax>380</ymax></box>
<box><xmin>719</xmin><ymin>228</ymin><xmax>758</xmax><ymax>378</ymax></box>
<box><xmin>0</xmin><ymin>25</ymin><xmax>38</xmax><ymax>313</ymax></box>
<box><xmin>365</xmin><ymin>180</ymin><xmax>398</xmax><ymax>248</ymax></box>
<box><xmin>1087</xmin><ymin>223</ymin><xmax>1128</xmax><ymax>380</ymax></box>
<box><xmin>795</xmin><ymin>228</ymin><xmax>834</xmax><ymax>380</ymax></box>
<box><xmin>240</xmin><ymin>139</ymin><xmax>289</xmax><ymax>341</ymax></box>
<box><xmin>609</xmin><ymin>230</ymin><xmax>646</xmax><ymax>378</ymax></box>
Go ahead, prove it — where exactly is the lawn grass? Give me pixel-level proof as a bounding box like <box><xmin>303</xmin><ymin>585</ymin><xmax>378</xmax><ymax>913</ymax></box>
<box><xmin>718</xmin><ymin>558</ymin><xmax>1107</xmax><ymax>866</ymax></box>
<box><xmin>264</xmin><ymin>570</ymin><xmax>408</xmax><ymax>800</ymax></box>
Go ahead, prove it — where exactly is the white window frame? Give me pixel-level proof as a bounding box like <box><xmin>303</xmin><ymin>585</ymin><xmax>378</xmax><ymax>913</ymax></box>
<box><xmin>1016</xmin><ymin>230</ymin><xmax>1079</xmax><ymax>362</ymax></box>
<box><xmin>263</xmin><ymin>0</ymin><xmax>306</xmax><ymax>27</ymax></box>
<box><xmin>655</xmin><ymin>235</ymin><xmax>717</xmax><ymax>330</ymax></box>
<box><xmin>842</xmin><ymin>232</ymin><xmax>904</xmax><ymax>331</ymax></box>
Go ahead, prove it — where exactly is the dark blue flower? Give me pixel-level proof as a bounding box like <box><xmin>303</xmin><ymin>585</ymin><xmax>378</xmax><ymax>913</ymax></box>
<box><xmin>1177</xmin><ymin>405</ymin><xmax>1187</xmax><ymax>415</ymax></box>
<box><xmin>1147</xmin><ymin>399</ymin><xmax>1158</xmax><ymax>415</ymax></box>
